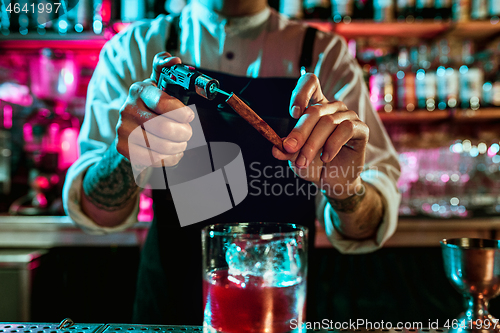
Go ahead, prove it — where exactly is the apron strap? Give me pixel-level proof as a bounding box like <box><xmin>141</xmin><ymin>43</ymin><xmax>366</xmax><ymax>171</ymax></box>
<box><xmin>165</xmin><ymin>15</ymin><xmax>181</xmax><ymax>54</ymax></box>
<box><xmin>299</xmin><ymin>26</ymin><xmax>318</xmax><ymax>75</ymax></box>
<box><xmin>165</xmin><ymin>14</ymin><xmax>318</xmax><ymax>73</ymax></box>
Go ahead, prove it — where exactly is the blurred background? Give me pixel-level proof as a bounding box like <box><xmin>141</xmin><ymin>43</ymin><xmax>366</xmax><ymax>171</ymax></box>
<box><xmin>0</xmin><ymin>0</ymin><xmax>500</xmax><ymax>326</ymax></box>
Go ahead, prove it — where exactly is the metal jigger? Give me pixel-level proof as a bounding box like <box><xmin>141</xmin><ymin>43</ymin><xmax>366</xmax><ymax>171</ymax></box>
<box><xmin>441</xmin><ymin>238</ymin><xmax>500</xmax><ymax>333</ymax></box>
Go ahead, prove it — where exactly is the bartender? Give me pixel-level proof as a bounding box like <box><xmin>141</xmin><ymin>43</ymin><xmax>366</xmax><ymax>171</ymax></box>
<box><xmin>63</xmin><ymin>0</ymin><xmax>400</xmax><ymax>325</ymax></box>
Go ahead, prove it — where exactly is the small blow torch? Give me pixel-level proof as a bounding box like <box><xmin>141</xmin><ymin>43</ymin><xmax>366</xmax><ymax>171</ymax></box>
<box><xmin>157</xmin><ymin>64</ymin><xmax>228</xmax><ymax>102</ymax></box>
<box><xmin>156</xmin><ymin>64</ymin><xmax>286</xmax><ymax>153</ymax></box>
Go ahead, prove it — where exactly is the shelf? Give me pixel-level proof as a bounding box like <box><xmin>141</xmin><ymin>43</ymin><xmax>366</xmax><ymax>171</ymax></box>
<box><xmin>453</xmin><ymin>108</ymin><xmax>500</xmax><ymax>122</ymax></box>
<box><xmin>305</xmin><ymin>20</ymin><xmax>500</xmax><ymax>39</ymax></box>
<box><xmin>378</xmin><ymin>110</ymin><xmax>450</xmax><ymax>123</ymax></box>
<box><xmin>2</xmin><ymin>20</ymin><xmax>500</xmax><ymax>52</ymax></box>
<box><xmin>0</xmin><ymin>215</ymin><xmax>149</xmax><ymax>247</ymax></box>
<box><xmin>315</xmin><ymin>216</ymin><xmax>500</xmax><ymax>248</ymax></box>
<box><xmin>378</xmin><ymin>108</ymin><xmax>500</xmax><ymax>123</ymax></box>
<box><xmin>0</xmin><ymin>32</ymin><xmax>108</xmax><ymax>50</ymax></box>
<box><xmin>448</xmin><ymin>19</ymin><xmax>500</xmax><ymax>39</ymax></box>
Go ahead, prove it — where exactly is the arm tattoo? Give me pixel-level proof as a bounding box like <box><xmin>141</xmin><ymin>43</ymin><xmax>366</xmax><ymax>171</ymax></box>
<box><xmin>324</xmin><ymin>184</ymin><xmax>366</xmax><ymax>213</ymax></box>
<box><xmin>327</xmin><ymin>181</ymin><xmax>385</xmax><ymax>239</ymax></box>
<box><xmin>82</xmin><ymin>145</ymin><xmax>139</xmax><ymax>212</ymax></box>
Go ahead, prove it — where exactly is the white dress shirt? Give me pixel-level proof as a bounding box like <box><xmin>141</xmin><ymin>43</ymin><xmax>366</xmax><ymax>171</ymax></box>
<box><xmin>62</xmin><ymin>0</ymin><xmax>401</xmax><ymax>254</ymax></box>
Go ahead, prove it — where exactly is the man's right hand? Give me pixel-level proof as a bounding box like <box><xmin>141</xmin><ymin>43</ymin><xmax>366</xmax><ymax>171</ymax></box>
<box><xmin>115</xmin><ymin>52</ymin><xmax>195</xmax><ymax>169</ymax></box>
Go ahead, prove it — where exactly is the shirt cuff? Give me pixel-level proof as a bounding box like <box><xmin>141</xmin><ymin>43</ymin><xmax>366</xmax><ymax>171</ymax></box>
<box><xmin>318</xmin><ymin>169</ymin><xmax>401</xmax><ymax>254</ymax></box>
<box><xmin>62</xmin><ymin>156</ymin><xmax>141</xmax><ymax>235</ymax></box>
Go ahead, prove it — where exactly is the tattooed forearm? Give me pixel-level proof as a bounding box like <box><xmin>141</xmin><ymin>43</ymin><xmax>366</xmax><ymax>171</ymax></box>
<box><xmin>325</xmin><ymin>186</ymin><xmax>367</xmax><ymax>213</ymax></box>
<box><xmin>326</xmin><ymin>181</ymin><xmax>385</xmax><ymax>240</ymax></box>
<box><xmin>82</xmin><ymin>145</ymin><xmax>139</xmax><ymax>212</ymax></box>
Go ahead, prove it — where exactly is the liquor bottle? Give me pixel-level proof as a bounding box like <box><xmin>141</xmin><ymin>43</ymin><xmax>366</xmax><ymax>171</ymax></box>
<box><xmin>121</xmin><ymin>0</ymin><xmax>145</xmax><ymax>22</ymax></box>
<box><xmin>280</xmin><ymin>0</ymin><xmax>304</xmax><ymax>19</ymax></box>
<box><xmin>374</xmin><ymin>0</ymin><xmax>394</xmax><ymax>21</ymax></box>
<box><xmin>331</xmin><ymin>0</ymin><xmax>354</xmax><ymax>22</ymax></box>
<box><xmin>459</xmin><ymin>40</ymin><xmax>484</xmax><ymax>110</ymax></box>
<box><xmin>352</xmin><ymin>0</ymin><xmax>374</xmax><ymax>20</ymax></box>
<box><xmin>395</xmin><ymin>0</ymin><xmax>416</xmax><ymax>21</ymax></box>
<box><xmin>370</xmin><ymin>56</ymin><xmax>395</xmax><ymax>112</ymax></box>
<box><xmin>424</xmin><ymin>57</ymin><xmax>437</xmax><ymax>111</ymax></box>
<box><xmin>415</xmin><ymin>0</ymin><xmax>435</xmax><ymax>19</ymax></box>
<box><xmin>415</xmin><ymin>44</ymin><xmax>437</xmax><ymax>110</ymax></box>
<box><xmin>452</xmin><ymin>0</ymin><xmax>471</xmax><ymax>21</ymax></box>
<box><xmin>490</xmin><ymin>43</ymin><xmax>500</xmax><ymax>106</ymax></box>
<box><xmin>435</xmin><ymin>39</ymin><xmax>457</xmax><ymax>109</ymax></box>
<box><xmin>355</xmin><ymin>38</ymin><xmax>374</xmax><ymax>87</ymax></box>
<box><xmin>481</xmin><ymin>45</ymin><xmax>500</xmax><ymax>107</ymax></box>
<box><xmin>470</xmin><ymin>0</ymin><xmax>488</xmax><ymax>20</ymax></box>
<box><xmin>490</xmin><ymin>73</ymin><xmax>500</xmax><ymax>107</ymax></box>
<box><xmin>445</xmin><ymin>40</ymin><xmax>460</xmax><ymax>109</ymax></box>
<box><xmin>16</xmin><ymin>0</ymin><xmax>29</xmax><ymax>34</ymax></box>
<box><xmin>396</xmin><ymin>47</ymin><xmax>417</xmax><ymax>111</ymax></box>
<box><xmin>1</xmin><ymin>0</ymin><xmax>11</xmax><ymax>34</ymax></box>
<box><xmin>435</xmin><ymin>0</ymin><xmax>453</xmax><ymax>20</ymax></box>
<box><xmin>489</xmin><ymin>0</ymin><xmax>500</xmax><ymax>18</ymax></box>
<box><xmin>482</xmin><ymin>58</ymin><xmax>495</xmax><ymax>107</ymax></box>
<box><xmin>303</xmin><ymin>0</ymin><xmax>331</xmax><ymax>19</ymax></box>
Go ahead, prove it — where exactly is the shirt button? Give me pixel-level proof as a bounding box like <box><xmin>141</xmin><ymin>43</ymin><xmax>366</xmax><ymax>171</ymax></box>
<box><xmin>225</xmin><ymin>51</ymin><xmax>234</xmax><ymax>60</ymax></box>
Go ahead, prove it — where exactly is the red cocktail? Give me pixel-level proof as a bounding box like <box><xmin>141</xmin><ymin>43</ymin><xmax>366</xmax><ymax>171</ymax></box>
<box><xmin>203</xmin><ymin>269</ymin><xmax>306</xmax><ymax>333</ymax></box>
<box><xmin>202</xmin><ymin>223</ymin><xmax>308</xmax><ymax>333</ymax></box>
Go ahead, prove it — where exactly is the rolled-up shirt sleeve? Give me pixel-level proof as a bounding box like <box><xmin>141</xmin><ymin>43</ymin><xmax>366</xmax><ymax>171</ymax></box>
<box><xmin>62</xmin><ymin>18</ymin><xmax>168</xmax><ymax>234</ymax></box>
<box><xmin>313</xmin><ymin>31</ymin><xmax>401</xmax><ymax>253</ymax></box>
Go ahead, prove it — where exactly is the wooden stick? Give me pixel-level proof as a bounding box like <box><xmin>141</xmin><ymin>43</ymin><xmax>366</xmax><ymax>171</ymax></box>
<box><xmin>225</xmin><ymin>93</ymin><xmax>286</xmax><ymax>153</ymax></box>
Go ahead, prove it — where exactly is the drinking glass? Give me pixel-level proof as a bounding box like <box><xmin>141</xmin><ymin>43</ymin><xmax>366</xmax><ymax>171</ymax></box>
<box><xmin>202</xmin><ymin>223</ymin><xmax>308</xmax><ymax>333</ymax></box>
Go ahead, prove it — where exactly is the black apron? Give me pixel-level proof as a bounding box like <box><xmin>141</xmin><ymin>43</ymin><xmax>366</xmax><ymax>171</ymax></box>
<box><xmin>132</xmin><ymin>23</ymin><xmax>319</xmax><ymax>325</ymax></box>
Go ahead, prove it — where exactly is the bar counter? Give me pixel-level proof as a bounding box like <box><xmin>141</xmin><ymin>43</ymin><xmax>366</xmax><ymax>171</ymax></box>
<box><xmin>0</xmin><ymin>215</ymin><xmax>498</xmax><ymax>248</ymax></box>
<box><xmin>0</xmin><ymin>322</ymin><xmax>452</xmax><ymax>333</ymax></box>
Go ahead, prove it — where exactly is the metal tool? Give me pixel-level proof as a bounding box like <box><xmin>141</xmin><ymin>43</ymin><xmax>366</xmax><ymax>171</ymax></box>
<box><xmin>56</xmin><ymin>318</ymin><xmax>74</xmax><ymax>329</ymax></box>
<box><xmin>155</xmin><ymin>64</ymin><xmax>284</xmax><ymax>152</ymax></box>
<box><xmin>0</xmin><ymin>323</ymin><xmax>451</xmax><ymax>332</ymax></box>
<box><xmin>157</xmin><ymin>64</ymin><xmax>229</xmax><ymax>101</ymax></box>
<box><xmin>0</xmin><ymin>322</ymin><xmax>204</xmax><ymax>333</ymax></box>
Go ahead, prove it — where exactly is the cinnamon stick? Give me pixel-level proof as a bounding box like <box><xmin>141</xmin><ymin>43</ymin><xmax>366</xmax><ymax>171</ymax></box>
<box><xmin>225</xmin><ymin>93</ymin><xmax>286</xmax><ymax>153</ymax></box>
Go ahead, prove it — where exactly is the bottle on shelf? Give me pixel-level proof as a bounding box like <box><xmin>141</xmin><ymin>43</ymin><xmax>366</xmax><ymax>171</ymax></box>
<box><xmin>303</xmin><ymin>0</ymin><xmax>331</xmax><ymax>19</ymax></box>
<box><xmin>452</xmin><ymin>0</ymin><xmax>471</xmax><ymax>21</ymax></box>
<box><xmin>444</xmin><ymin>39</ymin><xmax>460</xmax><ymax>109</ymax></box>
<box><xmin>489</xmin><ymin>74</ymin><xmax>500</xmax><ymax>107</ymax></box>
<box><xmin>370</xmin><ymin>55</ymin><xmax>395</xmax><ymax>112</ymax></box>
<box><xmin>435</xmin><ymin>0</ymin><xmax>453</xmax><ymax>20</ymax></box>
<box><xmin>459</xmin><ymin>40</ymin><xmax>484</xmax><ymax>110</ymax></box>
<box><xmin>354</xmin><ymin>37</ymin><xmax>375</xmax><ymax>87</ymax></box>
<box><xmin>121</xmin><ymin>0</ymin><xmax>145</xmax><ymax>22</ymax></box>
<box><xmin>279</xmin><ymin>0</ymin><xmax>304</xmax><ymax>19</ymax></box>
<box><xmin>373</xmin><ymin>0</ymin><xmax>395</xmax><ymax>21</ymax></box>
<box><xmin>331</xmin><ymin>0</ymin><xmax>353</xmax><ymax>22</ymax></box>
<box><xmin>415</xmin><ymin>0</ymin><xmax>435</xmax><ymax>19</ymax></box>
<box><xmin>490</xmin><ymin>0</ymin><xmax>500</xmax><ymax>18</ymax></box>
<box><xmin>415</xmin><ymin>44</ymin><xmax>437</xmax><ymax>111</ymax></box>
<box><xmin>395</xmin><ymin>0</ymin><xmax>416</xmax><ymax>21</ymax></box>
<box><xmin>74</xmin><ymin>0</ymin><xmax>93</xmax><ymax>32</ymax></box>
<box><xmin>490</xmin><ymin>41</ymin><xmax>500</xmax><ymax>106</ymax></box>
<box><xmin>1</xmin><ymin>0</ymin><xmax>11</xmax><ymax>35</ymax></box>
<box><xmin>481</xmin><ymin>43</ymin><xmax>500</xmax><ymax>107</ymax></box>
<box><xmin>352</xmin><ymin>0</ymin><xmax>374</xmax><ymax>20</ymax></box>
<box><xmin>435</xmin><ymin>39</ymin><xmax>458</xmax><ymax>109</ymax></box>
<box><xmin>470</xmin><ymin>0</ymin><xmax>488</xmax><ymax>20</ymax></box>
<box><xmin>395</xmin><ymin>46</ymin><xmax>417</xmax><ymax>112</ymax></box>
